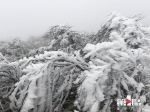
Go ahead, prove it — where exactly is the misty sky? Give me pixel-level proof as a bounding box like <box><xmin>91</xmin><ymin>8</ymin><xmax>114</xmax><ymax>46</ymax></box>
<box><xmin>0</xmin><ymin>0</ymin><xmax>150</xmax><ymax>41</ymax></box>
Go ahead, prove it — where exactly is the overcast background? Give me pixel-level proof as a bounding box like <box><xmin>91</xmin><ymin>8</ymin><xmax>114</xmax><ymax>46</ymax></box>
<box><xmin>0</xmin><ymin>0</ymin><xmax>150</xmax><ymax>41</ymax></box>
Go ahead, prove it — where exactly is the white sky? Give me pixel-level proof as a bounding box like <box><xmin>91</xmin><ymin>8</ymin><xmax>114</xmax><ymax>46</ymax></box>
<box><xmin>0</xmin><ymin>0</ymin><xmax>150</xmax><ymax>41</ymax></box>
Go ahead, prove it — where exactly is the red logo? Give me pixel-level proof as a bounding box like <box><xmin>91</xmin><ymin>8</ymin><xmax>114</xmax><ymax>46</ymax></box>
<box><xmin>126</xmin><ymin>99</ymin><xmax>131</xmax><ymax>105</ymax></box>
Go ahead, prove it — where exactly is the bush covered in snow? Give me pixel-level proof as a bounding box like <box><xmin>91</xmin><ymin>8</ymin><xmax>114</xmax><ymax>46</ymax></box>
<box><xmin>74</xmin><ymin>12</ymin><xmax>150</xmax><ymax>112</ymax></box>
<box><xmin>0</xmin><ymin>12</ymin><xmax>150</xmax><ymax>112</ymax></box>
<box><xmin>0</xmin><ymin>37</ymin><xmax>29</xmax><ymax>62</ymax></box>
<box><xmin>42</xmin><ymin>25</ymin><xmax>87</xmax><ymax>52</ymax></box>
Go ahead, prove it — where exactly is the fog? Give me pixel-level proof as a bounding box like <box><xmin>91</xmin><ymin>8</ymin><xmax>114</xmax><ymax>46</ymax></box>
<box><xmin>0</xmin><ymin>0</ymin><xmax>150</xmax><ymax>41</ymax></box>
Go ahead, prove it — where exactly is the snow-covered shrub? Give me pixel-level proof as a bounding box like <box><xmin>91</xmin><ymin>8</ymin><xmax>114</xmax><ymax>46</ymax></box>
<box><xmin>9</xmin><ymin>51</ymin><xmax>88</xmax><ymax>112</ymax></box>
<box><xmin>92</xmin><ymin>12</ymin><xmax>150</xmax><ymax>46</ymax></box>
<box><xmin>25</xmin><ymin>25</ymin><xmax>87</xmax><ymax>59</ymax></box>
<box><xmin>0</xmin><ymin>53</ymin><xmax>21</xmax><ymax>111</ymax></box>
<box><xmin>0</xmin><ymin>37</ymin><xmax>29</xmax><ymax>62</ymax></box>
<box><xmin>0</xmin><ymin>53</ymin><xmax>20</xmax><ymax>97</ymax></box>
<box><xmin>42</xmin><ymin>25</ymin><xmax>86</xmax><ymax>52</ymax></box>
<box><xmin>75</xmin><ymin>12</ymin><xmax>150</xmax><ymax>112</ymax></box>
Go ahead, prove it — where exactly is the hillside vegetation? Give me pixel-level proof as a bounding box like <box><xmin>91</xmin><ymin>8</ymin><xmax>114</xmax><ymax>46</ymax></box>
<box><xmin>0</xmin><ymin>12</ymin><xmax>150</xmax><ymax>112</ymax></box>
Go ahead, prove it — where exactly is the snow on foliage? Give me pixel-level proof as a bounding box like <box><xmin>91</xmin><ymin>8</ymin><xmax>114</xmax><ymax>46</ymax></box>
<box><xmin>0</xmin><ymin>37</ymin><xmax>29</xmax><ymax>62</ymax></box>
<box><xmin>0</xmin><ymin>53</ymin><xmax>21</xmax><ymax>111</ymax></box>
<box><xmin>0</xmin><ymin>53</ymin><xmax>9</xmax><ymax>64</ymax></box>
<box><xmin>0</xmin><ymin>53</ymin><xmax>20</xmax><ymax>97</ymax></box>
<box><xmin>42</xmin><ymin>25</ymin><xmax>86</xmax><ymax>52</ymax></box>
<box><xmin>74</xmin><ymin>12</ymin><xmax>150</xmax><ymax>112</ymax></box>
<box><xmin>9</xmin><ymin>51</ymin><xmax>87</xmax><ymax>112</ymax></box>
<box><xmin>1</xmin><ymin>12</ymin><xmax>150</xmax><ymax>112</ymax></box>
<box><xmin>25</xmin><ymin>25</ymin><xmax>86</xmax><ymax>59</ymax></box>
